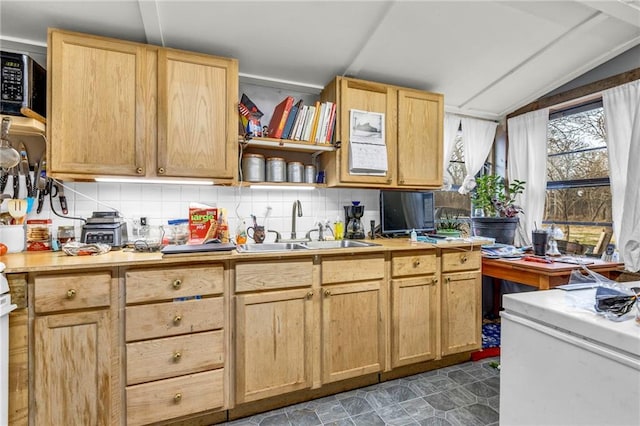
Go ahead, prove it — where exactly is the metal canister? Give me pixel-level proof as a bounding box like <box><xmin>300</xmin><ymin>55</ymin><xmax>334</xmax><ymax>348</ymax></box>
<box><xmin>241</xmin><ymin>153</ymin><xmax>265</xmax><ymax>182</ymax></box>
<box><xmin>287</xmin><ymin>162</ymin><xmax>304</xmax><ymax>183</ymax></box>
<box><xmin>266</xmin><ymin>157</ymin><xmax>286</xmax><ymax>182</ymax></box>
<box><xmin>304</xmin><ymin>164</ymin><xmax>317</xmax><ymax>184</ymax></box>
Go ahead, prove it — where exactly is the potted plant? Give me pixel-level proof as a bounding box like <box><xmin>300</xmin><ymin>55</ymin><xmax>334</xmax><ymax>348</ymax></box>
<box><xmin>436</xmin><ymin>214</ymin><xmax>464</xmax><ymax>237</ymax></box>
<box><xmin>470</xmin><ymin>174</ymin><xmax>526</xmax><ymax>245</ymax></box>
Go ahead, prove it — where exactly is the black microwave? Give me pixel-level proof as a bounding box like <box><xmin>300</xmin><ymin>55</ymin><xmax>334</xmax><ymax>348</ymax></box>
<box><xmin>1</xmin><ymin>51</ymin><xmax>46</xmax><ymax>118</ymax></box>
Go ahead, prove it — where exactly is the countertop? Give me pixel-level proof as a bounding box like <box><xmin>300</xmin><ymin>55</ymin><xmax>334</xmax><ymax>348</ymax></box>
<box><xmin>0</xmin><ymin>237</ymin><xmax>488</xmax><ymax>273</ymax></box>
<box><xmin>502</xmin><ymin>284</ymin><xmax>640</xmax><ymax>357</ymax></box>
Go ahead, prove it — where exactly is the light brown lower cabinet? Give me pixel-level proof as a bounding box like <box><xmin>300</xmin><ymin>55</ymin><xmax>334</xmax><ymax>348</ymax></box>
<box><xmin>321</xmin><ymin>280</ymin><xmax>385</xmax><ymax>383</ymax></box>
<box><xmin>441</xmin><ymin>270</ymin><xmax>482</xmax><ymax>355</ymax></box>
<box><xmin>235</xmin><ymin>288</ymin><xmax>314</xmax><ymax>403</ymax></box>
<box><xmin>32</xmin><ymin>271</ymin><xmax>117</xmax><ymax>425</ymax></box>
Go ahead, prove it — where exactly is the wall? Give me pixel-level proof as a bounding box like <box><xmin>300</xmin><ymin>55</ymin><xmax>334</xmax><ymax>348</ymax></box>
<box><xmin>19</xmin><ymin>181</ymin><xmax>380</xmax><ymax>244</ymax></box>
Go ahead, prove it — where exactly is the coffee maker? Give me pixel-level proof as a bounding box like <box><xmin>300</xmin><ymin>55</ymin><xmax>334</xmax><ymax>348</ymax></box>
<box><xmin>344</xmin><ymin>202</ymin><xmax>365</xmax><ymax>239</ymax></box>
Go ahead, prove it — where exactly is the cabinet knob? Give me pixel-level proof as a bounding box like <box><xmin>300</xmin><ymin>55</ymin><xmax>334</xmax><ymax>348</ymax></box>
<box><xmin>173</xmin><ymin>393</ymin><xmax>182</xmax><ymax>403</ymax></box>
<box><xmin>306</xmin><ymin>291</ymin><xmax>314</xmax><ymax>299</ymax></box>
<box><xmin>66</xmin><ymin>289</ymin><xmax>76</xmax><ymax>299</ymax></box>
<box><xmin>324</xmin><ymin>289</ymin><xmax>332</xmax><ymax>297</ymax></box>
<box><xmin>432</xmin><ymin>277</ymin><xmax>438</xmax><ymax>284</ymax></box>
<box><xmin>173</xmin><ymin>315</ymin><xmax>182</xmax><ymax>325</ymax></box>
<box><xmin>173</xmin><ymin>351</ymin><xmax>182</xmax><ymax>362</ymax></box>
<box><xmin>445</xmin><ymin>277</ymin><xmax>451</xmax><ymax>284</ymax></box>
<box><xmin>413</xmin><ymin>259</ymin><xmax>421</xmax><ymax>267</ymax></box>
<box><xmin>172</xmin><ymin>279</ymin><xmax>182</xmax><ymax>289</ymax></box>
<box><xmin>386</xmin><ymin>177</ymin><xmax>392</xmax><ymax>183</ymax></box>
<box><xmin>158</xmin><ymin>167</ymin><xmax>166</xmax><ymax>175</ymax></box>
<box><xmin>136</xmin><ymin>167</ymin><xmax>143</xmax><ymax>174</ymax></box>
<box><xmin>461</xmin><ymin>256</ymin><xmax>468</xmax><ymax>264</ymax></box>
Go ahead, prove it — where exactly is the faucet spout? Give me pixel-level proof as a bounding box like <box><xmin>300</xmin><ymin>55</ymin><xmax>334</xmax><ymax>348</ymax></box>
<box><xmin>291</xmin><ymin>200</ymin><xmax>302</xmax><ymax>239</ymax></box>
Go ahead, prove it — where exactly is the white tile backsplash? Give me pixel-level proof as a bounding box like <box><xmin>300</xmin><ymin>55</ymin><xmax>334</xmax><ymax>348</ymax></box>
<box><xmin>3</xmin><ymin>181</ymin><xmax>380</xmax><ymax>242</ymax></box>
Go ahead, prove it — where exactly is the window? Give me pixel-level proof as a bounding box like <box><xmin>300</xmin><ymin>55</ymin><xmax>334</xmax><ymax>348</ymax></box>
<box><xmin>544</xmin><ymin>99</ymin><xmax>612</xmax><ymax>252</ymax></box>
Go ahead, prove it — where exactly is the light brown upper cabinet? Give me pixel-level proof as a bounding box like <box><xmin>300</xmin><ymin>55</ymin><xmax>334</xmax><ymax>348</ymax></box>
<box><xmin>47</xmin><ymin>29</ymin><xmax>238</xmax><ymax>183</ymax></box>
<box><xmin>319</xmin><ymin>77</ymin><xmax>443</xmax><ymax>189</ymax></box>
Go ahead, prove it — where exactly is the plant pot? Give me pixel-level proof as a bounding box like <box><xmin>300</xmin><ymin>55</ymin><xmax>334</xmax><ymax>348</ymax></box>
<box><xmin>471</xmin><ymin>217</ymin><xmax>519</xmax><ymax>245</ymax></box>
<box><xmin>436</xmin><ymin>229</ymin><xmax>461</xmax><ymax>238</ymax></box>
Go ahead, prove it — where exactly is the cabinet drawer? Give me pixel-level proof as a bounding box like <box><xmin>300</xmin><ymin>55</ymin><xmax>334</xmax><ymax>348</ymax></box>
<box><xmin>235</xmin><ymin>258</ymin><xmax>313</xmax><ymax>292</ymax></box>
<box><xmin>126</xmin><ymin>369</ymin><xmax>224</xmax><ymax>426</ymax></box>
<box><xmin>392</xmin><ymin>251</ymin><xmax>437</xmax><ymax>277</ymax></box>
<box><xmin>34</xmin><ymin>272</ymin><xmax>111</xmax><ymax>313</ymax></box>
<box><xmin>126</xmin><ymin>297</ymin><xmax>223</xmax><ymax>341</ymax></box>
<box><xmin>127</xmin><ymin>330</ymin><xmax>224</xmax><ymax>385</ymax></box>
<box><xmin>442</xmin><ymin>250</ymin><xmax>481</xmax><ymax>272</ymax></box>
<box><xmin>322</xmin><ymin>254</ymin><xmax>385</xmax><ymax>284</ymax></box>
<box><xmin>126</xmin><ymin>265</ymin><xmax>224</xmax><ymax>304</ymax></box>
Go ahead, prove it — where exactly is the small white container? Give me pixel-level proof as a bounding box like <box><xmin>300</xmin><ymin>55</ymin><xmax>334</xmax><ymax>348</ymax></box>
<box><xmin>0</xmin><ymin>224</ymin><xmax>26</xmax><ymax>253</ymax></box>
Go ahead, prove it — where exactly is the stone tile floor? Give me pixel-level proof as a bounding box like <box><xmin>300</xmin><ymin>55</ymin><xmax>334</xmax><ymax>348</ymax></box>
<box><xmin>224</xmin><ymin>357</ymin><xmax>500</xmax><ymax>426</ymax></box>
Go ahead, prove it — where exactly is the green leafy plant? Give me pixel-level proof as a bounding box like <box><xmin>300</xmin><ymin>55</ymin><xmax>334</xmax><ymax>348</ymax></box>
<box><xmin>437</xmin><ymin>214</ymin><xmax>465</xmax><ymax>231</ymax></box>
<box><xmin>471</xmin><ymin>174</ymin><xmax>526</xmax><ymax>218</ymax></box>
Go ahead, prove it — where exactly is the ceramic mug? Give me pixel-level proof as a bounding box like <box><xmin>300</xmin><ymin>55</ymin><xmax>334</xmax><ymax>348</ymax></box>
<box><xmin>247</xmin><ymin>225</ymin><xmax>266</xmax><ymax>243</ymax></box>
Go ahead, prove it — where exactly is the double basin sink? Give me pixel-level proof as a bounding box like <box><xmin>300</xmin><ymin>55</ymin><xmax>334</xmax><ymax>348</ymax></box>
<box><xmin>237</xmin><ymin>240</ymin><xmax>380</xmax><ymax>253</ymax></box>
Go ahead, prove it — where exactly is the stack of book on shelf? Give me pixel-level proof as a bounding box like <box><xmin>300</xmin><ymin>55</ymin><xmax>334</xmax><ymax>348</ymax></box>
<box><xmin>267</xmin><ymin>96</ymin><xmax>336</xmax><ymax>144</ymax></box>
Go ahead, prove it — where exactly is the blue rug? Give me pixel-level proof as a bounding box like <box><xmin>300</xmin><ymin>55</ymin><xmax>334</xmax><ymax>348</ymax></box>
<box><xmin>482</xmin><ymin>322</ymin><xmax>501</xmax><ymax>349</ymax></box>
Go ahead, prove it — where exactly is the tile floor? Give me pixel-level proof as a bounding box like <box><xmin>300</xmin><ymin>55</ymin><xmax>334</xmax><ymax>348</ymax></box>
<box><xmin>224</xmin><ymin>357</ymin><xmax>501</xmax><ymax>426</ymax></box>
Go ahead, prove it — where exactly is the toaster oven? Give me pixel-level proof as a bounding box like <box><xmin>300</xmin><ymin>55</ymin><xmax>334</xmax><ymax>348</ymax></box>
<box><xmin>0</xmin><ymin>51</ymin><xmax>46</xmax><ymax>118</ymax></box>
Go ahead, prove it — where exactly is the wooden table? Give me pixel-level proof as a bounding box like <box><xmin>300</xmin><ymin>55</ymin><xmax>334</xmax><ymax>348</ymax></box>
<box><xmin>482</xmin><ymin>257</ymin><xmax>624</xmax><ymax>316</ymax></box>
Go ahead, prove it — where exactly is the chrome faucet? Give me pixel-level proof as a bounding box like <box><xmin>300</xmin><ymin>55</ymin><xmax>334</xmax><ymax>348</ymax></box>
<box><xmin>291</xmin><ymin>200</ymin><xmax>302</xmax><ymax>239</ymax></box>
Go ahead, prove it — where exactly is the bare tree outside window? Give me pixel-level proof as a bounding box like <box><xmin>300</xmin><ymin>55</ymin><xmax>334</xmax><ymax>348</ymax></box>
<box><xmin>545</xmin><ymin>103</ymin><xmax>613</xmax><ymax>251</ymax></box>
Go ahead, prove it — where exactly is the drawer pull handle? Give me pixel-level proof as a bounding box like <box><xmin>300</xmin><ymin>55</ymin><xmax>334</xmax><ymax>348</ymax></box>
<box><xmin>172</xmin><ymin>279</ymin><xmax>182</xmax><ymax>289</ymax></box>
<box><xmin>324</xmin><ymin>289</ymin><xmax>332</xmax><ymax>297</ymax></box>
<box><xmin>306</xmin><ymin>291</ymin><xmax>314</xmax><ymax>299</ymax></box>
<box><xmin>461</xmin><ymin>256</ymin><xmax>468</xmax><ymax>264</ymax></box>
<box><xmin>66</xmin><ymin>289</ymin><xmax>76</xmax><ymax>299</ymax></box>
<box><xmin>173</xmin><ymin>315</ymin><xmax>182</xmax><ymax>325</ymax></box>
<box><xmin>173</xmin><ymin>351</ymin><xmax>182</xmax><ymax>362</ymax></box>
<box><xmin>173</xmin><ymin>393</ymin><xmax>182</xmax><ymax>403</ymax></box>
<box><xmin>413</xmin><ymin>259</ymin><xmax>421</xmax><ymax>267</ymax></box>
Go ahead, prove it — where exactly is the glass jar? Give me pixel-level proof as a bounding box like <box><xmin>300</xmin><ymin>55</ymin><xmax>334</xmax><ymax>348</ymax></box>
<box><xmin>57</xmin><ymin>226</ymin><xmax>76</xmax><ymax>244</ymax></box>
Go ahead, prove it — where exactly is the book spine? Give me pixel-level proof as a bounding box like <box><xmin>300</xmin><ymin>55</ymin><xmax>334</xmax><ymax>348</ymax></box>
<box><xmin>325</xmin><ymin>102</ymin><xmax>337</xmax><ymax>143</ymax></box>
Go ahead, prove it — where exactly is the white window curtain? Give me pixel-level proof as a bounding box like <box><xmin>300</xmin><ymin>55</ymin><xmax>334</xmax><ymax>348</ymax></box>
<box><xmin>603</xmin><ymin>80</ymin><xmax>640</xmax><ymax>272</ymax></box>
<box><xmin>507</xmin><ymin>109</ymin><xmax>549</xmax><ymax>247</ymax></box>
<box><xmin>442</xmin><ymin>114</ymin><xmax>462</xmax><ymax>189</ymax></box>
<box><xmin>458</xmin><ymin>117</ymin><xmax>498</xmax><ymax>194</ymax></box>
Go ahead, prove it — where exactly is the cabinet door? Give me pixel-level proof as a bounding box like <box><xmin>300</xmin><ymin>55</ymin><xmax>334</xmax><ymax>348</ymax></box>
<box><xmin>235</xmin><ymin>288</ymin><xmax>314</xmax><ymax>403</ymax></box>
<box><xmin>441</xmin><ymin>271</ymin><xmax>482</xmax><ymax>355</ymax></box>
<box><xmin>397</xmin><ymin>90</ymin><xmax>443</xmax><ymax>187</ymax></box>
<box><xmin>48</xmin><ymin>30</ymin><xmax>147</xmax><ymax>177</ymax></box>
<box><xmin>321</xmin><ymin>280</ymin><xmax>384</xmax><ymax>383</ymax></box>
<box><xmin>391</xmin><ymin>276</ymin><xmax>439</xmax><ymax>368</ymax></box>
<box><xmin>336</xmin><ymin>78</ymin><xmax>394</xmax><ymax>186</ymax></box>
<box><xmin>158</xmin><ymin>49</ymin><xmax>238</xmax><ymax>181</ymax></box>
<box><xmin>34</xmin><ymin>310</ymin><xmax>114</xmax><ymax>425</ymax></box>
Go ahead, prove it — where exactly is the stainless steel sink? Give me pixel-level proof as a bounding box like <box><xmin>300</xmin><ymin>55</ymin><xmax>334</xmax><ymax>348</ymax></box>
<box><xmin>303</xmin><ymin>240</ymin><xmax>380</xmax><ymax>249</ymax></box>
<box><xmin>236</xmin><ymin>242</ymin><xmax>310</xmax><ymax>252</ymax></box>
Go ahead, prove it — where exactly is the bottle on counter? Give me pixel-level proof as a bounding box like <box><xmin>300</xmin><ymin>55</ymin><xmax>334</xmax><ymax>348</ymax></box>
<box><xmin>410</xmin><ymin>228</ymin><xmax>418</xmax><ymax>242</ymax></box>
<box><xmin>334</xmin><ymin>217</ymin><xmax>344</xmax><ymax>240</ymax></box>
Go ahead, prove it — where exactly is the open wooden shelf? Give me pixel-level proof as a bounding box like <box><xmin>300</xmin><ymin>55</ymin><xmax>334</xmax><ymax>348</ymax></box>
<box><xmin>239</xmin><ymin>135</ymin><xmax>335</xmax><ymax>153</ymax></box>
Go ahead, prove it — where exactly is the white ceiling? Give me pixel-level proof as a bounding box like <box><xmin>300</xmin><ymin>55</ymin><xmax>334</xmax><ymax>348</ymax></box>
<box><xmin>1</xmin><ymin>0</ymin><xmax>639</xmax><ymax>120</ymax></box>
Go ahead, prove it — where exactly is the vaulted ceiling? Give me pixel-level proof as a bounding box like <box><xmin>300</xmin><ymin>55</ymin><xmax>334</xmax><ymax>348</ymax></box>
<box><xmin>2</xmin><ymin>1</ymin><xmax>639</xmax><ymax>120</ymax></box>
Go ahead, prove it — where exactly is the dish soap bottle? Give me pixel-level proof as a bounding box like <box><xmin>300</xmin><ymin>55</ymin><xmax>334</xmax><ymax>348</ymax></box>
<box><xmin>410</xmin><ymin>228</ymin><xmax>418</xmax><ymax>242</ymax></box>
<box><xmin>334</xmin><ymin>217</ymin><xmax>344</xmax><ymax>240</ymax></box>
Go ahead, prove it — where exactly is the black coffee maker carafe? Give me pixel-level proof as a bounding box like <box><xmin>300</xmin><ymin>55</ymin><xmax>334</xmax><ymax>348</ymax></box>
<box><xmin>344</xmin><ymin>202</ymin><xmax>365</xmax><ymax>239</ymax></box>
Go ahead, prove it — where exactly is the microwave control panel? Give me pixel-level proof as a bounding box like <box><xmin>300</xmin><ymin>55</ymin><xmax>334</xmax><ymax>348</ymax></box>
<box><xmin>1</xmin><ymin>54</ymin><xmax>24</xmax><ymax>103</ymax></box>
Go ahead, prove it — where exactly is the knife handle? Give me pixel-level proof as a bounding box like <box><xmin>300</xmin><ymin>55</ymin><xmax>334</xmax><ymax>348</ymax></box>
<box><xmin>0</xmin><ymin>171</ymin><xmax>8</xmax><ymax>193</ymax></box>
<box><xmin>37</xmin><ymin>189</ymin><xmax>46</xmax><ymax>214</ymax></box>
<box><xmin>25</xmin><ymin>174</ymin><xmax>33</xmax><ymax>198</ymax></box>
<box><xmin>59</xmin><ymin>195</ymin><xmax>68</xmax><ymax>215</ymax></box>
<box><xmin>12</xmin><ymin>172</ymin><xmax>19</xmax><ymax>199</ymax></box>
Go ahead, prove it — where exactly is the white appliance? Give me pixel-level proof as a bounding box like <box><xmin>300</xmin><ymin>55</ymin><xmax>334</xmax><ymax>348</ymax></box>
<box><xmin>0</xmin><ymin>262</ymin><xmax>17</xmax><ymax>426</ymax></box>
<box><xmin>500</xmin><ymin>283</ymin><xmax>640</xmax><ymax>426</ymax></box>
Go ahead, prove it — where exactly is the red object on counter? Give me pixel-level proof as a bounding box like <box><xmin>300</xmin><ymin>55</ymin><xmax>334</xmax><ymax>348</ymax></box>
<box><xmin>523</xmin><ymin>255</ymin><xmax>553</xmax><ymax>264</ymax></box>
